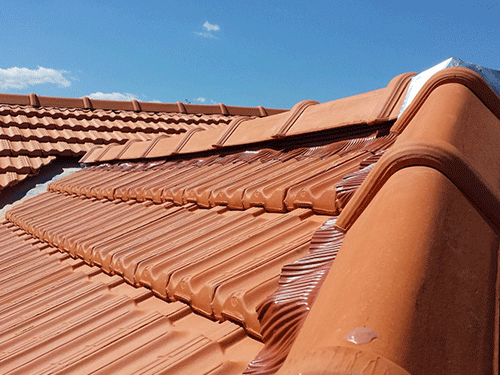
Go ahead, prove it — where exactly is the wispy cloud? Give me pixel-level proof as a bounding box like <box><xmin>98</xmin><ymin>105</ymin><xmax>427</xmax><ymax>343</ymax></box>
<box><xmin>87</xmin><ymin>92</ymin><xmax>138</xmax><ymax>101</ymax></box>
<box><xmin>203</xmin><ymin>21</ymin><xmax>220</xmax><ymax>32</ymax></box>
<box><xmin>195</xmin><ymin>21</ymin><xmax>220</xmax><ymax>39</ymax></box>
<box><xmin>0</xmin><ymin>66</ymin><xmax>71</xmax><ymax>90</ymax></box>
<box><xmin>193</xmin><ymin>97</ymin><xmax>218</xmax><ymax>104</ymax></box>
<box><xmin>195</xmin><ymin>31</ymin><xmax>217</xmax><ymax>39</ymax></box>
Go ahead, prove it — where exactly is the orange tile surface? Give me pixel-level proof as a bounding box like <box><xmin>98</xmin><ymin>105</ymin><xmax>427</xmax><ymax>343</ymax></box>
<box><xmin>79</xmin><ymin>73</ymin><xmax>413</xmax><ymax>163</ymax></box>
<box><xmin>0</xmin><ymin>95</ymin><xmax>281</xmax><ymax>193</ymax></box>
<box><xmin>0</xmin><ymin>220</ymin><xmax>263</xmax><ymax>374</ymax></box>
<box><xmin>48</xmin><ymin>133</ymin><xmax>394</xmax><ymax>214</ymax></box>
<box><xmin>2</xmin><ymin>120</ymin><xmax>396</xmax><ymax>373</ymax></box>
<box><xmin>277</xmin><ymin>67</ymin><xmax>500</xmax><ymax>374</ymax></box>
<box><xmin>6</xmin><ymin>192</ymin><xmax>329</xmax><ymax>338</ymax></box>
<box><xmin>2</xmin><ymin>66</ymin><xmax>499</xmax><ymax>375</ymax></box>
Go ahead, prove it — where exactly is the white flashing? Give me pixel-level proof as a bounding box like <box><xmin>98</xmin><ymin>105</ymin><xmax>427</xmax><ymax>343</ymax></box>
<box><xmin>399</xmin><ymin>57</ymin><xmax>500</xmax><ymax>117</ymax></box>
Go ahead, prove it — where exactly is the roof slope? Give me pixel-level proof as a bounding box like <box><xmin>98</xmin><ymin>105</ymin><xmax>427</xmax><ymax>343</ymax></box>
<box><xmin>0</xmin><ymin>73</ymin><xmax>414</xmax><ymax>374</ymax></box>
<box><xmin>3</xmin><ymin>64</ymin><xmax>498</xmax><ymax>374</ymax></box>
<box><xmin>0</xmin><ymin>221</ymin><xmax>262</xmax><ymax>374</ymax></box>
<box><xmin>277</xmin><ymin>67</ymin><xmax>500</xmax><ymax>374</ymax></box>
<box><xmin>0</xmin><ymin>93</ymin><xmax>282</xmax><ymax>192</ymax></box>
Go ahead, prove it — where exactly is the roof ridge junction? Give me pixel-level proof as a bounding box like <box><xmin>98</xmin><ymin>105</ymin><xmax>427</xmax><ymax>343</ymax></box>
<box><xmin>79</xmin><ymin>72</ymin><xmax>415</xmax><ymax>164</ymax></box>
<box><xmin>277</xmin><ymin>61</ymin><xmax>500</xmax><ymax>374</ymax></box>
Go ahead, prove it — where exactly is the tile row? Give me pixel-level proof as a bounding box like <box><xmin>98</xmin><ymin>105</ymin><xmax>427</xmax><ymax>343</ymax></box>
<box><xmin>0</xmin><ymin>139</ymin><xmax>95</xmax><ymax>157</ymax></box>
<box><xmin>0</xmin><ymin>123</ymin><xmax>173</xmax><ymax>144</ymax></box>
<box><xmin>0</xmin><ymin>155</ymin><xmax>55</xmax><ymax>191</ymax></box>
<box><xmin>0</xmin><ymin>171</ymin><xmax>28</xmax><ymax>191</ymax></box>
<box><xmin>0</xmin><ymin>155</ymin><xmax>56</xmax><ymax>174</ymax></box>
<box><xmin>6</xmin><ymin>193</ymin><xmax>328</xmax><ymax>338</ymax></box>
<box><xmin>53</xmin><ymin>134</ymin><xmax>396</xmax><ymax>215</ymax></box>
<box><xmin>245</xmin><ymin>147</ymin><xmax>385</xmax><ymax>374</ymax></box>
<box><xmin>0</xmin><ymin>221</ymin><xmax>263</xmax><ymax>374</ymax></box>
<box><xmin>81</xmin><ymin>72</ymin><xmax>414</xmax><ymax>163</ymax></box>
<box><xmin>0</xmin><ymin>93</ymin><xmax>285</xmax><ymax>118</ymax></box>
<box><xmin>0</xmin><ymin>107</ymin><xmax>231</xmax><ymax>133</ymax></box>
<box><xmin>245</xmin><ymin>217</ymin><xmax>344</xmax><ymax>375</ymax></box>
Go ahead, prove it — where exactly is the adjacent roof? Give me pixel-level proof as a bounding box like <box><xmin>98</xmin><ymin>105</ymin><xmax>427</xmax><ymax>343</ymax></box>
<box><xmin>1</xmin><ymin>59</ymin><xmax>499</xmax><ymax>374</ymax></box>
<box><xmin>0</xmin><ymin>93</ymin><xmax>283</xmax><ymax>192</ymax></box>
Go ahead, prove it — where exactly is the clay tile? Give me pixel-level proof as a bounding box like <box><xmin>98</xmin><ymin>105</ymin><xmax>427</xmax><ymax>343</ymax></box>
<box><xmin>218</xmin><ymin>103</ymin><xmax>229</xmax><ymax>115</ymax></box>
<box><xmin>131</xmin><ymin>99</ymin><xmax>141</xmax><ymax>112</ymax></box>
<box><xmin>274</xmin><ymin>100</ymin><xmax>319</xmax><ymax>138</ymax></box>
<box><xmin>116</xmin><ymin>139</ymin><xmax>142</xmax><ymax>159</ymax></box>
<box><xmin>171</xmin><ymin>128</ymin><xmax>204</xmax><ymax>154</ymax></box>
<box><xmin>375</xmin><ymin>72</ymin><xmax>416</xmax><ymax>120</ymax></box>
<box><xmin>0</xmin><ymin>93</ymin><xmax>30</xmax><ymax>106</ymax></box>
<box><xmin>181</xmin><ymin>126</ymin><xmax>228</xmax><ymax>154</ymax></box>
<box><xmin>79</xmin><ymin>145</ymin><xmax>104</xmax><ymax>163</ymax></box>
<box><xmin>176</xmin><ymin>101</ymin><xmax>187</xmax><ymax>114</ymax></box>
<box><xmin>214</xmin><ymin>116</ymin><xmax>250</xmax><ymax>148</ymax></box>
<box><xmin>140</xmin><ymin>135</ymin><xmax>171</xmax><ymax>158</ymax></box>
<box><xmin>94</xmin><ymin>143</ymin><xmax>121</xmax><ymax>162</ymax></box>
<box><xmin>258</xmin><ymin>105</ymin><xmax>268</xmax><ymax>116</ymax></box>
<box><xmin>224</xmin><ymin>111</ymin><xmax>290</xmax><ymax>147</ymax></box>
<box><xmin>117</xmin><ymin>139</ymin><xmax>155</xmax><ymax>160</ymax></box>
<box><xmin>28</xmin><ymin>93</ymin><xmax>40</xmax><ymax>107</ymax></box>
<box><xmin>392</xmin><ymin>67</ymin><xmax>500</xmax><ymax>135</ymax></box>
<box><xmin>82</xmin><ymin>96</ymin><xmax>93</xmax><ymax>109</ymax></box>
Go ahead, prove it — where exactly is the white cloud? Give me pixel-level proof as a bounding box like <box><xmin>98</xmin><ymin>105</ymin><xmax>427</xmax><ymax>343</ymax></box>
<box><xmin>195</xmin><ymin>32</ymin><xmax>217</xmax><ymax>39</ymax></box>
<box><xmin>194</xmin><ymin>97</ymin><xmax>206</xmax><ymax>103</ymax></box>
<box><xmin>0</xmin><ymin>66</ymin><xmax>71</xmax><ymax>90</ymax></box>
<box><xmin>203</xmin><ymin>21</ymin><xmax>220</xmax><ymax>32</ymax></box>
<box><xmin>195</xmin><ymin>21</ymin><xmax>220</xmax><ymax>38</ymax></box>
<box><xmin>87</xmin><ymin>92</ymin><xmax>139</xmax><ymax>101</ymax></box>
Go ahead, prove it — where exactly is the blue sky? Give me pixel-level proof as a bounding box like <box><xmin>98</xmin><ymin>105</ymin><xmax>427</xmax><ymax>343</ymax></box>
<box><xmin>0</xmin><ymin>0</ymin><xmax>498</xmax><ymax>108</ymax></box>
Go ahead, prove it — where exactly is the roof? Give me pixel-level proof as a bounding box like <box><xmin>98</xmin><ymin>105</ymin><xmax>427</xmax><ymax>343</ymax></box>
<box><xmin>0</xmin><ymin>59</ymin><xmax>499</xmax><ymax>374</ymax></box>
<box><xmin>0</xmin><ymin>93</ymin><xmax>283</xmax><ymax>192</ymax></box>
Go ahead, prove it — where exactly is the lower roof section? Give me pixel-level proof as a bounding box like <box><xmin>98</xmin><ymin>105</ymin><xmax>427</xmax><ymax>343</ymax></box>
<box><xmin>0</xmin><ymin>220</ymin><xmax>263</xmax><ymax>374</ymax></box>
<box><xmin>5</xmin><ymin>191</ymin><xmax>329</xmax><ymax>339</ymax></box>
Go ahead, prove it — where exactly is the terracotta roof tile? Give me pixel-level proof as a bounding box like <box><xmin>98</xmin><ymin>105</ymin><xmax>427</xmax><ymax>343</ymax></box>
<box><xmin>0</xmin><ymin>93</ymin><xmax>283</xmax><ymax>118</ymax></box>
<box><xmin>0</xmin><ymin>155</ymin><xmax>54</xmax><ymax>174</ymax></box>
<box><xmin>0</xmin><ymin>95</ymin><xmax>280</xmax><ymax>194</ymax></box>
<box><xmin>47</xmin><ymin>134</ymin><xmax>391</xmax><ymax>214</ymax></box>
<box><xmin>2</xmin><ymin>63</ymin><xmax>499</xmax><ymax>374</ymax></box>
<box><xmin>276</xmin><ymin>67</ymin><xmax>500</xmax><ymax>374</ymax></box>
<box><xmin>245</xmin><ymin>217</ymin><xmax>344</xmax><ymax>374</ymax></box>
<box><xmin>0</xmin><ymin>221</ymin><xmax>263</xmax><ymax>374</ymax></box>
<box><xmin>0</xmin><ymin>171</ymin><xmax>28</xmax><ymax>191</ymax></box>
<box><xmin>6</xmin><ymin>192</ymin><xmax>329</xmax><ymax>338</ymax></box>
<box><xmin>79</xmin><ymin>73</ymin><xmax>414</xmax><ymax>163</ymax></box>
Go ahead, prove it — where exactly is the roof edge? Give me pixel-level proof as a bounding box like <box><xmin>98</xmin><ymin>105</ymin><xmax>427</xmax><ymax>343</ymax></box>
<box><xmin>335</xmin><ymin>140</ymin><xmax>500</xmax><ymax>233</ymax></box>
<box><xmin>278</xmin><ymin>68</ymin><xmax>500</xmax><ymax>374</ymax></box>
<box><xmin>0</xmin><ymin>92</ymin><xmax>286</xmax><ymax>117</ymax></box>
<box><xmin>341</xmin><ymin>67</ymin><xmax>500</xmax><ymax>232</ymax></box>
<box><xmin>80</xmin><ymin>72</ymin><xmax>415</xmax><ymax>164</ymax></box>
<box><xmin>392</xmin><ymin>67</ymin><xmax>500</xmax><ymax>135</ymax></box>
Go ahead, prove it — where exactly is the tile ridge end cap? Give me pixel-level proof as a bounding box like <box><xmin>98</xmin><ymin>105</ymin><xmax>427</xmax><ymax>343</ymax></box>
<box><xmin>29</xmin><ymin>93</ymin><xmax>40</xmax><ymax>107</ymax></box>
<box><xmin>79</xmin><ymin>145</ymin><xmax>103</xmax><ymax>163</ymax></box>
<box><xmin>213</xmin><ymin>116</ymin><xmax>251</xmax><ymax>147</ymax></box>
<box><xmin>376</xmin><ymin>72</ymin><xmax>417</xmax><ymax>119</ymax></box>
<box><xmin>392</xmin><ymin>67</ymin><xmax>500</xmax><ymax>135</ymax></box>
<box><xmin>336</xmin><ymin>139</ymin><xmax>500</xmax><ymax>234</ymax></box>
<box><xmin>274</xmin><ymin>99</ymin><xmax>320</xmax><ymax>138</ymax></box>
